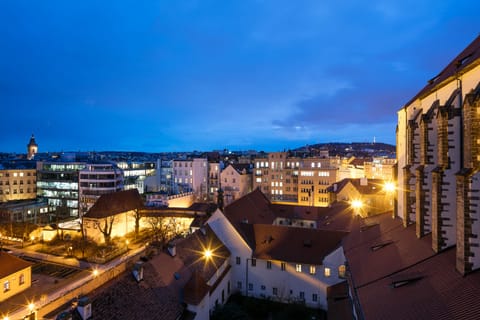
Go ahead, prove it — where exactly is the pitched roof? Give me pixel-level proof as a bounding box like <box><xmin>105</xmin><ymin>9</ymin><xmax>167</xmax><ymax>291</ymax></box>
<box><xmin>339</xmin><ymin>213</ymin><xmax>480</xmax><ymax>319</ymax></box>
<box><xmin>183</xmin><ymin>270</ymin><xmax>210</xmax><ymax>305</ymax></box>
<box><xmin>404</xmin><ymin>35</ymin><xmax>480</xmax><ymax>107</ymax></box>
<box><xmin>0</xmin><ymin>252</ymin><xmax>32</xmax><ymax>278</ymax></box>
<box><xmin>250</xmin><ymin>224</ymin><xmax>347</xmax><ymax>265</ymax></box>
<box><xmin>344</xmin><ymin>213</ymin><xmax>434</xmax><ymax>288</ymax></box>
<box><xmin>333</xmin><ymin>178</ymin><xmax>387</xmax><ymax>195</ymax></box>
<box><xmin>223</xmin><ymin>188</ymin><xmax>276</xmax><ymax>227</ymax></box>
<box><xmin>83</xmin><ymin>189</ymin><xmax>144</xmax><ymax>219</ymax></box>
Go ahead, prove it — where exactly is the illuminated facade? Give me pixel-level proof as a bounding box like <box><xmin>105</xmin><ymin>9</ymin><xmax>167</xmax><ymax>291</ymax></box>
<box><xmin>36</xmin><ymin>161</ymin><xmax>86</xmax><ymax>220</ymax></box>
<box><xmin>79</xmin><ymin>163</ymin><xmax>123</xmax><ymax>215</ymax></box>
<box><xmin>396</xmin><ymin>35</ymin><xmax>480</xmax><ymax>274</ymax></box>
<box><xmin>220</xmin><ymin>164</ymin><xmax>252</xmax><ymax>205</ymax></box>
<box><xmin>0</xmin><ymin>166</ymin><xmax>37</xmax><ymax>203</ymax></box>
<box><xmin>253</xmin><ymin>152</ymin><xmax>337</xmax><ymax>207</ymax></box>
<box><xmin>172</xmin><ymin>158</ymin><xmax>208</xmax><ymax>201</ymax></box>
<box><xmin>116</xmin><ymin>161</ymin><xmax>155</xmax><ymax>194</ymax></box>
<box><xmin>0</xmin><ymin>253</ymin><xmax>32</xmax><ymax>303</ymax></box>
<box><xmin>363</xmin><ymin>157</ymin><xmax>396</xmax><ymax>181</ymax></box>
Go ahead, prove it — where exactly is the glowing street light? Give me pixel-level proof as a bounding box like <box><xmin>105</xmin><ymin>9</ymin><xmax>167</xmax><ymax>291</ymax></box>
<box><xmin>384</xmin><ymin>181</ymin><xmax>396</xmax><ymax>193</ymax></box>
<box><xmin>93</xmin><ymin>269</ymin><xmax>99</xmax><ymax>277</ymax></box>
<box><xmin>204</xmin><ymin>249</ymin><xmax>212</xmax><ymax>260</ymax></box>
<box><xmin>351</xmin><ymin>199</ymin><xmax>363</xmax><ymax>210</ymax></box>
<box><xmin>3</xmin><ymin>315</ymin><xmax>10</xmax><ymax>320</ymax></box>
<box><xmin>28</xmin><ymin>302</ymin><xmax>35</xmax><ymax>313</ymax></box>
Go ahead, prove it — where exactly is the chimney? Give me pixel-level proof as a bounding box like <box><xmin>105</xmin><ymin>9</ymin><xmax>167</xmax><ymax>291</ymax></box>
<box><xmin>360</xmin><ymin>177</ymin><xmax>368</xmax><ymax>186</ymax></box>
<box><xmin>333</xmin><ymin>183</ymin><xmax>337</xmax><ymax>192</ymax></box>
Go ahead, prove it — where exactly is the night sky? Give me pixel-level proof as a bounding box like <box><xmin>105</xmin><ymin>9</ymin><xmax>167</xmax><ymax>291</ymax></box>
<box><xmin>1</xmin><ymin>1</ymin><xmax>479</xmax><ymax>153</ymax></box>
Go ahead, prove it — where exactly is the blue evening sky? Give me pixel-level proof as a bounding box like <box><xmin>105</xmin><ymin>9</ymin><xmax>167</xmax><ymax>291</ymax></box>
<box><xmin>0</xmin><ymin>1</ymin><xmax>479</xmax><ymax>153</ymax></box>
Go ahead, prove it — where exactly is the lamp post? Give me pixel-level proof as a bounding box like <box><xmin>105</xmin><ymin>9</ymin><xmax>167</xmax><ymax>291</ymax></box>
<box><xmin>351</xmin><ymin>199</ymin><xmax>364</xmax><ymax>218</ymax></box>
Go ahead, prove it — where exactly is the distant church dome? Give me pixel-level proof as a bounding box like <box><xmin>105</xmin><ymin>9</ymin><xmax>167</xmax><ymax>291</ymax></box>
<box><xmin>27</xmin><ymin>134</ymin><xmax>38</xmax><ymax>160</ymax></box>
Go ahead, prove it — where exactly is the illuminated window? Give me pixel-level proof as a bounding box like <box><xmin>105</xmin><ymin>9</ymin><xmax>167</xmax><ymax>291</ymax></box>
<box><xmin>13</xmin><ymin>172</ymin><xmax>18</xmax><ymax>177</ymax></box>
<box><xmin>296</xmin><ymin>264</ymin><xmax>302</xmax><ymax>272</ymax></box>
<box><xmin>19</xmin><ymin>274</ymin><xmax>25</xmax><ymax>285</ymax></box>
<box><xmin>3</xmin><ymin>280</ymin><xmax>10</xmax><ymax>292</ymax></box>
<box><xmin>309</xmin><ymin>265</ymin><xmax>316</xmax><ymax>275</ymax></box>
<box><xmin>324</xmin><ymin>267</ymin><xmax>331</xmax><ymax>277</ymax></box>
<box><xmin>338</xmin><ymin>265</ymin><xmax>346</xmax><ymax>278</ymax></box>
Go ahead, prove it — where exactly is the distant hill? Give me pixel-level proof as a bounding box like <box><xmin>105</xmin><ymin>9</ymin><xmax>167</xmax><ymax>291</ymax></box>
<box><xmin>293</xmin><ymin>142</ymin><xmax>396</xmax><ymax>158</ymax></box>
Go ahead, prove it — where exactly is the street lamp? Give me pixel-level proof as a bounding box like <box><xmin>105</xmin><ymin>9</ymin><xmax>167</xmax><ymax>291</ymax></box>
<box><xmin>383</xmin><ymin>181</ymin><xmax>396</xmax><ymax>193</ymax></box>
<box><xmin>125</xmin><ymin>239</ymin><xmax>129</xmax><ymax>251</ymax></box>
<box><xmin>351</xmin><ymin>199</ymin><xmax>364</xmax><ymax>217</ymax></box>
<box><xmin>204</xmin><ymin>249</ymin><xmax>212</xmax><ymax>260</ymax></box>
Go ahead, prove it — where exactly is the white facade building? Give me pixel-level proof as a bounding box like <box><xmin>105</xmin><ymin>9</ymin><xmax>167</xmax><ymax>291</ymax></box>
<box><xmin>173</xmin><ymin>158</ymin><xmax>208</xmax><ymax>201</ymax></box>
<box><xmin>79</xmin><ymin>163</ymin><xmax>123</xmax><ymax>214</ymax></box>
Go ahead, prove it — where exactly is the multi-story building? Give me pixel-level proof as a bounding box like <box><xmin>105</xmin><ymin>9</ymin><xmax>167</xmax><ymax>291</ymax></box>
<box><xmin>364</xmin><ymin>157</ymin><xmax>396</xmax><ymax>181</ymax></box>
<box><xmin>0</xmin><ymin>199</ymin><xmax>52</xmax><ymax>225</ymax></box>
<box><xmin>253</xmin><ymin>152</ymin><xmax>337</xmax><ymax>207</ymax></box>
<box><xmin>172</xmin><ymin>158</ymin><xmax>208</xmax><ymax>201</ymax></box>
<box><xmin>36</xmin><ymin>161</ymin><xmax>86</xmax><ymax>220</ymax></box>
<box><xmin>396</xmin><ymin>35</ymin><xmax>480</xmax><ymax>274</ymax></box>
<box><xmin>253</xmin><ymin>152</ymin><xmax>300</xmax><ymax>203</ymax></box>
<box><xmin>208</xmin><ymin>162</ymin><xmax>220</xmax><ymax>202</ymax></box>
<box><xmin>78</xmin><ymin>163</ymin><xmax>124</xmax><ymax>215</ymax></box>
<box><xmin>207</xmin><ymin>189</ymin><xmax>348</xmax><ymax>311</ymax></box>
<box><xmin>220</xmin><ymin>163</ymin><xmax>252</xmax><ymax>205</ymax></box>
<box><xmin>116</xmin><ymin>161</ymin><xmax>155</xmax><ymax>194</ymax></box>
<box><xmin>0</xmin><ymin>162</ymin><xmax>37</xmax><ymax>203</ymax></box>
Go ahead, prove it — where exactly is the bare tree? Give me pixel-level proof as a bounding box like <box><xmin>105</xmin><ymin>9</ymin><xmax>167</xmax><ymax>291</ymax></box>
<box><xmin>146</xmin><ymin>216</ymin><xmax>173</xmax><ymax>245</ymax></box>
<box><xmin>131</xmin><ymin>208</ymin><xmax>142</xmax><ymax>238</ymax></box>
<box><xmin>95</xmin><ymin>216</ymin><xmax>115</xmax><ymax>244</ymax></box>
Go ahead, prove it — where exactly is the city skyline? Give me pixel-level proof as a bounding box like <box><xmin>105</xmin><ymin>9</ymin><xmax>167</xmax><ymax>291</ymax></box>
<box><xmin>1</xmin><ymin>1</ymin><xmax>479</xmax><ymax>153</ymax></box>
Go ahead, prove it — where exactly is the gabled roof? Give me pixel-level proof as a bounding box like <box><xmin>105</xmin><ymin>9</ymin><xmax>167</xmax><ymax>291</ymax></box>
<box><xmin>405</xmin><ymin>35</ymin><xmax>480</xmax><ymax>107</ymax></box>
<box><xmin>333</xmin><ymin>178</ymin><xmax>387</xmax><ymax>195</ymax></box>
<box><xmin>0</xmin><ymin>252</ymin><xmax>32</xmax><ymax>279</ymax></box>
<box><xmin>250</xmin><ymin>224</ymin><xmax>347</xmax><ymax>265</ymax></box>
<box><xmin>230</xmin><ymin>163</ymin><xmax>252</xmax><ymax>174</ymax></box>
<box><xmin>84</xmin><ymin>189</ymin><xmax>143</xmax><ymax>219</ymax></box>
<box><xmin>223</xmin><ymin>188</ymin><xmax>276</xmax><ymax>227</ymax></box>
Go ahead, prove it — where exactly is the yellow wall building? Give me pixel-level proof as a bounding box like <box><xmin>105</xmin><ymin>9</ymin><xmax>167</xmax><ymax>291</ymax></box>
<box><xmin>0</xmin><ymin>168</ymin><xmax>37</xmax><ymax>203</ymax></box>
<box><xmin>0</xmin><ymin>252</ymin><xmax>32</xmax><ymax>302</ymax></box>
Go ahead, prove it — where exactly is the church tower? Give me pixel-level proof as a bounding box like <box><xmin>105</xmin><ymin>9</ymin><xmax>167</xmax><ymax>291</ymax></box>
<box><xmin>27</xmin><ymin>134</ymin><xmax>38</xmax><ymax>160</ymax></box>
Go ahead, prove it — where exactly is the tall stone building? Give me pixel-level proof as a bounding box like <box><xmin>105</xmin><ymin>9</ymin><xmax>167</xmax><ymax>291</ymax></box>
<box><xmin>396</xmin><ymin>35</ymin><xmax>480</xmax><ymax>274</ymax></box>
<box><xmin>26</xmin><ymin>134</ymin><xmax>38</xmax><ymax>160</ymax></box>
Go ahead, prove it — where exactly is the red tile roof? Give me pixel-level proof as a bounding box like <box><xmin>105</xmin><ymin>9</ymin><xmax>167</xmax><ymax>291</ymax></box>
<box><xmin>223</xmin><ymin>188</ymin><xmax>276</xmax><ymax>227</ymax></box>
<box><xmin>341</xmin><ymin>212</ymin><xmax>480</xmax><ymax>319</ymax></box>
<box><xmin>183</xmin><ymin>270</ymin><xmax>210</xmax><ymax>305</ymax></box>
<box><xmin>0</xmin><ymin>252</ymin><xmax>32</xmax><ymax>279</ymax></box>
<box><xmin>84</xmin><ymin>189</ymin><xmax>144</xmax><ymax>218</ymax></box>
<box><xmin>250</xmin><ymin>224</ymin><xmax>347</xmax><ymax>265</ymax></box>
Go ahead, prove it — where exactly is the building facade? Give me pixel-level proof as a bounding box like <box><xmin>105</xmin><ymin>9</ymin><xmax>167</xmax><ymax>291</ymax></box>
<box><xmin>36</xmin><ymin>161</ymin><xmax>86</xmax><ymax>220</ymax></box>
<box><xmin>79</xmin><ymin>163</ymin><xmax>124</xmax><ymax>215</ymax></box>
<box><xmin>396</xmin><ymin>35</ymin><xmax>480</xmax><ymax>274</ymax></box>
<box><xmin>220</xmin><ymin>164</ymin><xmax>252</xmax><ymax>205</ymax></box>
<box><xmin>0</xmin><ymin>164</ymin><xmax>37</xmax><ymax>203</ymax></box>
<box><xmin>0</xmin><ymin>253</ymin><xmax>32</xmax><ymax>303</ymax></box>
<box><xmin>172</xmin><ymin>158</ymin><xmax>208</xmax><ymax>201</ymax></box>
<box><xmin>253</xmin><ymin>152</ymin><xmax>337</xmax><ymax>207</ymax></box>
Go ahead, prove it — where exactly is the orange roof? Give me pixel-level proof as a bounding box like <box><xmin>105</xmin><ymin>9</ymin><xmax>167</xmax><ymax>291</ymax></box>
<box><xmin>0</xmin><ymin>252</ymin><xmax>32</xmax><ymax>279</ymax></box>
<box><xmin>84</xmin><ymin>189</ymin><xmax>144</xmax><ymax>218</ymax></box>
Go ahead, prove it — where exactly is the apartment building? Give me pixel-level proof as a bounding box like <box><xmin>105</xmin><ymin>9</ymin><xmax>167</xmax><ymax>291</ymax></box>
<box><xmin>220</xmin><ymin>163</ymin><xmax>252</xmax><ymax>205</ymax></box>
<box><xmin>172</xmin><ymin>158</ymin><xmax>208</xmax><ymax>201</ymax></box>
<box><xmin>0</xmin><ymin>253</ymin><xmax>32</xmax><ymax>303</ymax></box>
<box><xmin>0</xmin><ymin>162</ymin><xmax>37</xmax><ymax>203</ymax></box>
<box><xmin>396</xmin><ymin>35</ymin><xmax>480</xmax><ymax>274</ymax></box>
<box><xmin>253</xmin><ymin>152</ymin><xmax>337</xmax><ymax>207</ymax></box>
